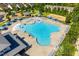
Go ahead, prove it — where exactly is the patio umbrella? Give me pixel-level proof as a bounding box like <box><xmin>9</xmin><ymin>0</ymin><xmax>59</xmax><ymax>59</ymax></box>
<box><xmin>4</xmin><ymin>27</ymin><xmax>8</xmax><ymax>30</ymax></box>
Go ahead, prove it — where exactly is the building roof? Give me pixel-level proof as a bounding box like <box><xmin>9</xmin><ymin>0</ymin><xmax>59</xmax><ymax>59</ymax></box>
<box><xmin>15</xmin><ymin>54</ymin><xmax>21</xmax><ymax>56</ymax></box>
<box><xmin>0</xmin><ymin>35</ymin><xmax>11</xmax><ymax>51</ymax></box>
<box><xmin>45</xmin><ymin>5</ymin><xmax>74</xmax><ymax>12</ymax></box>
<box><xmin>0</xmin><ymin>32</ymin><xmax>30</xmax><ymax>56</ymax></box>
<box><xmin>23</xmin><ymin>12</ymin><xmax>31</xmax><ymax>16</ymax></box>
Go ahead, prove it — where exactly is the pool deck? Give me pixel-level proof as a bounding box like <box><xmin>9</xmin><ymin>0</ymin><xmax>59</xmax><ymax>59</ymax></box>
<box><xmin>47</xmin><ymin>14</ymin><xmax>66</xmax><ymax>22</ymax></box>
<box><xmin>1</xmin><ymin>17</ymin><xmax>70</xmax><ymax>56</ymax></box>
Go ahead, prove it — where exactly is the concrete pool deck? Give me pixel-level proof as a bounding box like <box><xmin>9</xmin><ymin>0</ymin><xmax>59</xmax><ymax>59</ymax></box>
<box><xmin>48</xmin><ymin>14</ymin><xmax>66</xmax><ymax>22</ymax></box>
<box><xmin>1</xmin><ymin>17</ymin><xmax>70</xmax><ymax>56</ymax></box>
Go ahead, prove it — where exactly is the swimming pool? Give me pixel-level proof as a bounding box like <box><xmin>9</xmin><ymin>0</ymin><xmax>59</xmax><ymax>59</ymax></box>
<box><xmin>17</xmin><ymin>21</ymin><xmax>60</xmax><ymax>46</ymax></box>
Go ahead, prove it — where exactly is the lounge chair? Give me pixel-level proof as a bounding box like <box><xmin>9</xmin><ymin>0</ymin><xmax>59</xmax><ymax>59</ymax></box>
<box><xmin>47</xmin><ymin>16</ymin><xmax>52</xmax><ymax>19</ymax></box>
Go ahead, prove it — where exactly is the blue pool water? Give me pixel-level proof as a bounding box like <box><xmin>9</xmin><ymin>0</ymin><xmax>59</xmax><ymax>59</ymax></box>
<box><xmin>17</xmin><ymin>21</ymin><xmax>60</xmax><ymax>46</ymax></box>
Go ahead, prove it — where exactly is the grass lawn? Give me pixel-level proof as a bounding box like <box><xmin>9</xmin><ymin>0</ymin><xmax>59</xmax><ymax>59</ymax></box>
<box><xmin>42</xmin><ymin>12</ymin><xmax>50</xmax><ymax>17</ymax></box>
<box><xmin>31</xmin><ymin>9</ymin><xmax>38</xmax><ymax>15</ymax></box>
